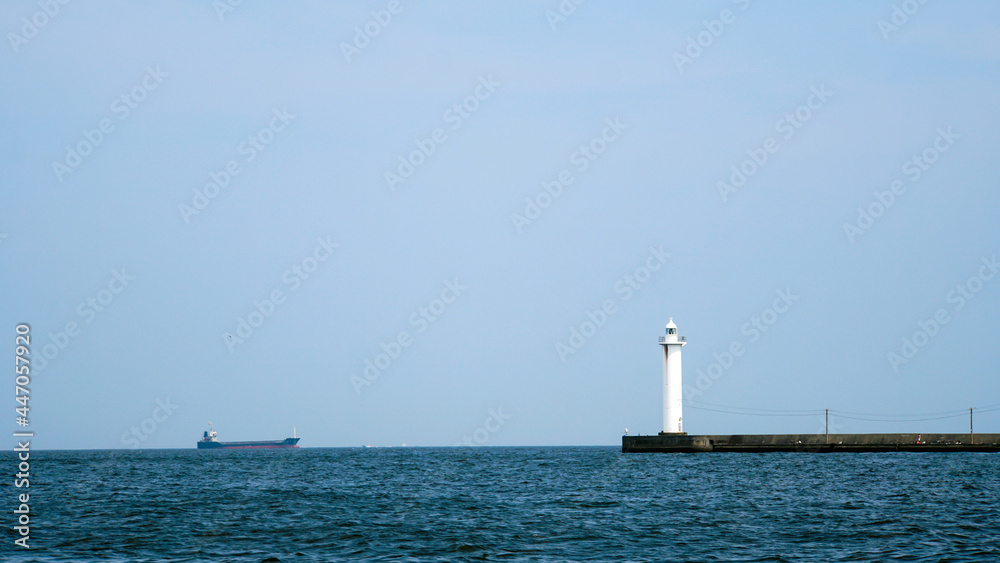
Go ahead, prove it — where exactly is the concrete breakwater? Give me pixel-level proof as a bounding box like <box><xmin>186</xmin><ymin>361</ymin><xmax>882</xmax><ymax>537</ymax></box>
<box><xmin>622</xmin><ymin>433</ymin><xmax>1000</xmax><ymax>453</ymax></box>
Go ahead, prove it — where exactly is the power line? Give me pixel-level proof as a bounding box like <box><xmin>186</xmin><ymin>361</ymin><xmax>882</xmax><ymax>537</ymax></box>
<box><xmin>832</xmin><ymin>408</ymin><xmax>968</xmax><ymax>418</ymax></box>
<box><xmin>685</xmin><ymin>405</ymin><xmax>822</xmax><ymax>417</ymax></box>
<box><xmin>683</xmin><ymin>401</ymin><xmax>1000</xmax><ymax>422</ymax></box>
<box><xmin>833</xmin><ymin>412</ymin><xmax>970</xmax><ymax>423</ymax></box>
<box><xmin>686</xmin><ymin>400</ymin><xmax>822</xmax><ymax>415</ymax></box>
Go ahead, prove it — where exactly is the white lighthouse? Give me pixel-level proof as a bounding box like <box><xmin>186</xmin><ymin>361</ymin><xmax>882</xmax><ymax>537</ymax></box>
<box><xmin>660</xmin><ymin>318</ymin><xmax>686</xmax><ymax>434</ymax></box>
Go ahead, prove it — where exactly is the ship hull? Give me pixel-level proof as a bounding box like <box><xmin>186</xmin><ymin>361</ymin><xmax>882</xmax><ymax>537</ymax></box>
<box><xmin>197</xmin><ymin>437</ymin><xmax>300</xmax><ymax>449</ymax></box>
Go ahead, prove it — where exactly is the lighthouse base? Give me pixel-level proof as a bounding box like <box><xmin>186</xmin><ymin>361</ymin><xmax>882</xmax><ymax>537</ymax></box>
<box><xmin>658</xmin><ymin>431</ymin><xmax>687</xmax><ymax>436</ymax></box>
<box><xmin>623</xmin><ymin>433</ymin><xmax>1000</xmax><ymax>453</ymax></box>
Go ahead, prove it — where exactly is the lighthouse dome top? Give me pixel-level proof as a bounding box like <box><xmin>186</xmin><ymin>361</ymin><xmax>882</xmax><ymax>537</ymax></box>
<box><xmin>665</xmin><ymin>318</ymin><xmax>677</xmax><ymax>330</ymax></box>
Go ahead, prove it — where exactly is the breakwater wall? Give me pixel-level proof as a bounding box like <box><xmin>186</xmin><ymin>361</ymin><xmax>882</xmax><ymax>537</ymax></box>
<box><xmin>622</xmin><ymin>433</ymin><xmax>1000</xmax><ymax>453</ymax></box>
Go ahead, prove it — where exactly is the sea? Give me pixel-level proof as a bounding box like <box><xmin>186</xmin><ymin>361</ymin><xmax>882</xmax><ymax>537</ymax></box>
<box><xmin>2</xmin><ymin>447</ymin><xmax>998</xmax><ymax>562</ymax></box>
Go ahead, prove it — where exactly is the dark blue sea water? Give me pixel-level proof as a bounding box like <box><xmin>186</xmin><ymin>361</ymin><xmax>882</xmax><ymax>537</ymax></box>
<box><xmin>3</xmin><ymin>447</ymin><xmax>999</xmax><ymax>562</ymax></box>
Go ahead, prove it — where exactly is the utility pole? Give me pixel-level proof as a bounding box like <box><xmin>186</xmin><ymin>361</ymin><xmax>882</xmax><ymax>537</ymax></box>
<box><xmin>970</xmin><ymin>407</ymin><xmax>974</xmax><ymax>444</ymax></box>
<box><xmin>825</xmin><ymin>409</ymin><xmax>829</xmax><ymax>442</ymax></box>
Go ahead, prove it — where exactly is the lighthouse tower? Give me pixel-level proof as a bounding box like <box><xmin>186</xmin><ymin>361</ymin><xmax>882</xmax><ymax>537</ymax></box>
<box><xmin>659</xmin><ymin>318</ymin><xmax>686</xmax><ymax>434</ymax></box>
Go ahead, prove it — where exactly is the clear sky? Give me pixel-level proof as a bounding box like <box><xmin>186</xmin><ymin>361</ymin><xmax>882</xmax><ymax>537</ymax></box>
<box><xmin>2</xmin><ymin>1</ymin><xmax>999</xmax><ymax>449</ymax></box>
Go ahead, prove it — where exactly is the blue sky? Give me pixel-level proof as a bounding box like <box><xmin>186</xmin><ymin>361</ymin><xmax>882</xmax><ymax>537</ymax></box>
<box><xmin>2</xmin><ymin>1</ymin><xmax>999</xmax><ymax>449</ymax></box>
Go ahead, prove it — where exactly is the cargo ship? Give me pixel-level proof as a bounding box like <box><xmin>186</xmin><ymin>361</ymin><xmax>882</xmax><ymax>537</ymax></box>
<box><xmin>196</xmin><ymin>422</ymin><xmax>300</xmax><ymax>449</ymax></box>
